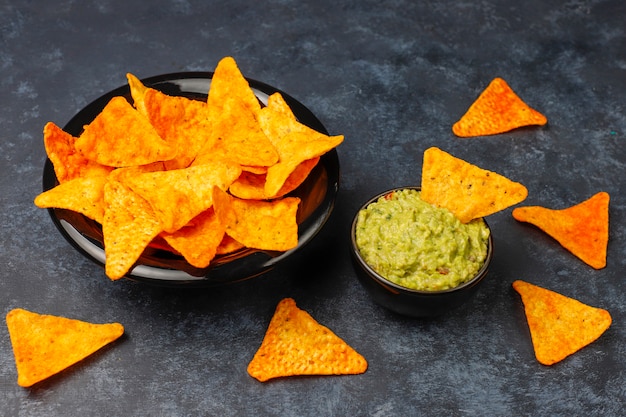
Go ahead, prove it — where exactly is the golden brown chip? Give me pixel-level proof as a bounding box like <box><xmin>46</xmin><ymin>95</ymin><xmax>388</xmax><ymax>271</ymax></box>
<box><xmin>421</xmin><ymin>147</ymin><xmax>528</xmax><ymax>223</ymax></box>
<box><xmin>512</xmin><ymin>192</ymin><xmax>609</xmax><ymax>269</ymax></box>
<box><xmin>452</xmin><ymin>77</ymin><xmax>547</xmax><ymax>137</ymax></box>
<box><xmin>75</xmin><ymin>96</ymin><xmax>176</xmax><ymax>167</ymax></box>
<box><xmin>161</xmin><ymin>208</ymin><xmax>225</xmax><ymax>268</ymax></box>
<box><xmin>512</xmin><ymin>280</ymin><xmax>611</xmax><ymax>365</ymax></box>
<box><xmin>193</xmin><ymin>56</ymin><xmax>279</xmax><ymax>168</ymax></box>
<box><xmin>247</xmin><ymin>298</ymin><xmax>368</xmax><ymax>382</ymax></box>
<box><xmin>213</xmin><ymin>187</ymin><xmax>300</xmax><ymax>251</ymax></box>
<box><xmin>6</xmin><ymin>308</ymin><xmax>124</xmax><ymax>387</ymax></box>
<box><xmin>258</xmin><ymin>92</ymin><xmax>343</xmax><ymax>198</ymax></box>
<box><xmin>34</xmin><ymin>175</ymin><xmax>108</xmax><ymax>224</ymax></box>
<box><xmin>120</xmin><ymin>161</ymin><xmax>241</xmax><ymax>233</ymax></box>
<box><xmin>102</xmin><ymin>180</ymin><xmax>163</xmax><ymax>280</ymax></box>
<box><xmin>43</xmin><ymin>122</ymin><xmax>113</xmax><ymax>183</ymax></box>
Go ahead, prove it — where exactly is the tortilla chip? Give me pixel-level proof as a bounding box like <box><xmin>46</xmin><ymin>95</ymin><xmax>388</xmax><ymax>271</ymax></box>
<box><xmin>512</xmin><ymin>192</ymin><xmax>609</xmax><ymax>269</ymax></box>
<box><xmin>453</xmin><ymin>77</ymin><xmax>547</xmax><ymax>137</ymax></box>
<box><xmin>161</xmin><ymin>208</ymin><xmax>225</xmax><ymax>268</ymax></box>
<box><xmin>512</xmin><ymin>280</ymin><xmax>611</xmax><ymax>365</ymax></box>
<box><xmin>216</xmin><ymin>234</ymin><xmax>245</xmax><ymax>255</ymax></box>
<box><xmin>229</xmin><ymin>157</ymin><xmax>320</xmax><ymax>200</ymax></box>
<box><xmin>102</xmin><ymin>180</ymin><xmax>163</xmax><ymax>280</ymax></box>
<box><xmin>120</xmin><ymin>161</ymin><xmax>241</xmax><ymax>233</ymax></box>
<box><xmin>43</xmin><ymin>122</ymin><xmax>113</xmax><ymax>183</ymax></box>
<box><xmin>258</xmin><ymin>92</ymin><xmax>343</xmax><ymax>197</ymax></box>
<box><xmin>193</xmin><ymin>56</ymin><xmax>279</xmax><ymax>168</ymax></box>
<box><xmin>421</xmin><ymin>147</ymin><xmax>528</xmax><ymax>223</ymax></box>
<box><xmin>6</xmin><ymin>308</ymin><xmax>124</xmax><ymax>387</ymax></box>
<box><xmin>212</xmin><ymin>187</ymin><xmax>300</xmax><ymax>251</ymax></box>
<box><xmin>34</xmin><ymin>175</ymin><xmax>108</xmax><ymax>224</ymax></box>
<box><xmin>247</xmin><ymin>298</ymin><xmax>368</xmax><ymax>382</ymax></box>
<box><xmin>75</xmin><ymin>96</ymin><xmax>176</xmax><ymax>167</ymax></box>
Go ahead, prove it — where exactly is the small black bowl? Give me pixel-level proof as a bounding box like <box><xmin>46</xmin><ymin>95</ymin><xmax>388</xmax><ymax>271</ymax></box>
<box><xmin>350</xmin><ymin>187</ymin><xmax>493</xmax><ymax>318</ymax></box>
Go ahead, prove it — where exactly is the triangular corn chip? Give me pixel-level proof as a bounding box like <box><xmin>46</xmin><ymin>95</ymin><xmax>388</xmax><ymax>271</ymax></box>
<box><xmin>102</xmin><ymin>180</ymin><xmax>163</xmax><ymax>280</ymax></box>
<box><xmin>34</xmin><ymin>175</ymin><xmax>108</xmax><ymax>224</ymax></box>
<box><xmin>453</xmin><ymin>77</ymin><xmax>547</xmax><ymax>137</ymax></box>
<box><xmin>76</xmin><ymin>96</ymin><xmax>176</xmax><ymax>167</ymax></box>
<box><xmin>247</xmin><ymin>298</ymin><xmax>368</xmax><ymax>382</ymax></box>
<box><xmin>512</xmin><ymin>280</ymin><xmax>611</xmax><ymax>365</ymax></box>
<box><xmin>421</xmin><ymin>147</ymin><xmax>528</xmax><ymax>223</ymax></box>
<box><xmin>6</xmin><ymin>308</ymin><xmax>124</xmax><ymax>387</ymax></box>
<box><xmin>512</xmin><ymin>192</ymin><xmax>609</xmax><ymax>269</ymax></box>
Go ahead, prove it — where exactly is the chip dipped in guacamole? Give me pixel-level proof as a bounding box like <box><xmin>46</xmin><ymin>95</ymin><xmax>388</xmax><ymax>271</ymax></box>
<box><xmin>355</xmin><ymin>189</ymin><xmax>490</xmax><ymax>291</ymax></box>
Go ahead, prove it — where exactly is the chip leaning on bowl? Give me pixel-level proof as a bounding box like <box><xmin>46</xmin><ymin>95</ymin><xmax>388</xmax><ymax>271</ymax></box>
<box><xmin>355</xmin><ymin>188</ymin><xmax>490</xmax><ymax>291</ymax></box>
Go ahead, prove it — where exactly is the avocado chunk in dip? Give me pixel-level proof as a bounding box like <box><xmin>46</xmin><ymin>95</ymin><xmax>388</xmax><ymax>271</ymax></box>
<box><xmin>355</xmin><ymin>189</ymin><xmax>490</xmax><ymax>291</ymax></box>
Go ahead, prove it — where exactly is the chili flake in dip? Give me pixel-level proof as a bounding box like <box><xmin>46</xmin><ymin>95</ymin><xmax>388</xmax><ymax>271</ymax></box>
<box><xmin>354</xmin><ymin>189</ymin><xmax>490</xmax><ymax>291</ymax></box>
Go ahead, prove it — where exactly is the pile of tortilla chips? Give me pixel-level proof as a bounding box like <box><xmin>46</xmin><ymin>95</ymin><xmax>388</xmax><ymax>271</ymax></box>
<box><xmin>6</xmin><ymin>308</ymin><xmax>124</xmax><ymax>387</ymax></box>
<box><xmin>35</xmin><ymin>56</ymin><xmax>343</xmax><ymax>280</ymax></box>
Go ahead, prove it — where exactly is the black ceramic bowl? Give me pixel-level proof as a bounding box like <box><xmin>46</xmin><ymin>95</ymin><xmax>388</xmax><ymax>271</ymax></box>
<box><xmin>350</xmin><ymin>187</ymin><xmax>494</xmax><ymax>318</ymax></box>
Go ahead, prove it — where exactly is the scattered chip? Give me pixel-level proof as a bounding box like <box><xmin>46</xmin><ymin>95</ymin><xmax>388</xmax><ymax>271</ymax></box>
<box><xmin>421</xmin><ymin>147</ymin><xmax>528</xmax><ymax>223</ymax></box>
<box><xmin>6</xmin><ymin>308</ymin><xmax>124</xmax><ymax>387</ymax></box>
<box><xmin>512</xmin><ymin>192</ymin><xmax>609</xmax><ymax>269</ymax></box>
<box><xmin>102</xmin><ymin>180</ymin><xmax>163</xmax><ymax>280</ymax></box>
<box><xmin>512</xmin><ymin>280</ymin><xmax>611</xmax><ymax>365</ymax></box>
<box><xmin>34</xmin><ymin>175</ymin><xmax>108</xmax><ymax>224</ymax></box>
<box><xmin>213</xmin><ymin>187</ymin><xmax>300</xmax><ymax>252</ymax></box>
<box><xmin>75</xmin><ymin>96</ymin><xmax>176</xmax><ymax>167</ymax></box>
<box><xmin>452</xmin><ymin>77</ymin><xmax>547</xmax><ymax>137</ymax></box>
<box><xmin>247</xmin><ymin>298</ymin><xmax>368</xmax><ymax>382</ymax></box>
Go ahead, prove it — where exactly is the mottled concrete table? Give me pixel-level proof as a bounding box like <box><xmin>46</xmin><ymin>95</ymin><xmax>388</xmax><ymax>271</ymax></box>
<box><xmin>1</xmin><ymin>1</ymin><xmax>625</xmax><ymax>415</ymax></box>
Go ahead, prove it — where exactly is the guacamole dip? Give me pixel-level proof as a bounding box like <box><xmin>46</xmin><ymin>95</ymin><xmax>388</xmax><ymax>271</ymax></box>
<box><xmin>355</xmin><ymin>189</ymin><xmax>490</xmax><ymax>291</ymax></box>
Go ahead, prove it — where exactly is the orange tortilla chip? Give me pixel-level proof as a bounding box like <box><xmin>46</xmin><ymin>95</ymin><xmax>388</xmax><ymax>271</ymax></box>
<box><xmin>120</xmin><ymin>161</ymin><xmax>241</xmax><ymax>233</ymax></box>
<box><xmin>102</xmin><ymin>180</ymin><xmax>163</xmax><ymax>280</ymax></box>
<box><xmin>512</xmin><ymin>280</ymin><xmax>611</xmax><ymax>365</ymax></box>
<box><xmin>161</xmin><ymin>208</ymin><xmax>226</xmax><ymax>268</ymax></box>
<box><xmin>247</xmin><ymin>298</ymin><xmax>368</xmax><ymax>382</ymax></box>
<box><xmin>421</xmin><ymin>147</ymin><xmax>528</xmax><ymax>223</ymax></box>
<box><xmin>6</xmin><ymin>308</ymin><xmax>124</xmax><ymax>387</ymax></box>
<box><xmin>512</xmin><ymin>192</ymin><xmax>609</xmax><ymax>269</ymax></box>
<box><xmin>43</xmin><ymin>122</ymin><xmax>113</xmax><ymax>183</ymax></box>
<box><xmin>213</xmin><ymin>187</ymin><xmax>300</xmax><ymax>252</ymax></box>
<box><xmin>216</xmin><ymin>234</ymin><xmax>245</xmax><ymax>255</ymax></box>
<box><xmin>34</xmin><ymin>175</ymin><xmax>108</xmax><ymax>224</ymax></box>
<box><xmin>75</xmin><ymin>96</ymin><xmax>176</xmax><ymax>167</ymax></box>
<box><xmin>453</xmin><ymin>77</ymin><xmax>547</xmax><ymax>137</ymax></box>
<box><xmin>259</xmin><ymin>92</ymin><xmax>343</xmax><ymax>198</ymax></box>
<box><xmin>194</xmin><ymin>56</ymin><xmax>279</xmax><ymax>167</ymax></box>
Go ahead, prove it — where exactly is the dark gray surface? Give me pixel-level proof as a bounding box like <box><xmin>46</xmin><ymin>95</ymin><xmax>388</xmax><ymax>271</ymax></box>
<box><xmin>1</xmin><ymin>1</ymin><xmax>625</xmax><ymax>415</ymax></box>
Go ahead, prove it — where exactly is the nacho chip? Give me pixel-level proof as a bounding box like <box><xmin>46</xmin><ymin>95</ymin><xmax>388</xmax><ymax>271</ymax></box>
<box><xmin>512</xmin><ymin>192</ymin><xmax>609</xmax><ymax>269</ymax></box>
<box><xmin>213</xmin><ymin>187</ymin><xmax>300</xmax><ymax>251</ymax></box>
<box><xmin>75</xmin><ymin>96</ymin><xmax>176</xmax><ymax>167</ymax></box>
<box><xmin>193</xmin><ymin>56</ymin><xmax>279</xmax><ymax>167</ymax></box>
<box><xmin>6</xmin><ymin>308</ymin><xmax>124</xmax><ymax>387</ymax></box>
<box><xmin>120</xmin><ymin>161</ymin><xmax>241</xmax><ymax>233</ymax></box>
<box><xmin>453</xmin><ymin>77</ymin><xmax>547</xmax><ymax>137</ymax></box>
<box><xmin>259</xmin><ymin>92</ymin><xmax>343</xmax><ymax>197</ymax></box>
<box><xmin>230</xmin><ymin>157</ymin><xmax>320</xmax><ymax>200</ymax></box>
<box><xmin>247</xmin><ymin>298</ymin><xmax>368</xmax><ymax>382</ymax></box>
<box><xmin>512</xmin><ymin>280</ymin><xmax>611</xmax><ymax>365</ymax></box>
<box><xmin>216</xmin><ymin>234</ymin><xmax>245</xmax><ymax>255</ymax></box>
<box><xmin>421</xmin><ymin>147</ymin><xmax>528</xmax><ymax>223</ymax></box>
<box><xmin>161</xmin><ymin>208</ymin><xmax>226</xmax><ymax>268</ymax></box>
<box><xmin>102</xmin><ymin>180</ymin><xmax>163</xmax><ymax>280</ymax></box>
<box><xmin>34</xmin><ymin>175</ymin><xmax>108</xmax><ymax>224</ymax></box>
<box><xmin>43</xmin><ymin>122</ymin><xmax>113</xmax><ymax>183</ymax></box>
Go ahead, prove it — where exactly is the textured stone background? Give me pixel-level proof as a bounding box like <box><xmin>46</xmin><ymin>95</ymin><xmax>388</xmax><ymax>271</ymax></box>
<box><xmin>1</xmin><ymin>1</ymin><xmax>625</xmax><ymax>415</ymax></box>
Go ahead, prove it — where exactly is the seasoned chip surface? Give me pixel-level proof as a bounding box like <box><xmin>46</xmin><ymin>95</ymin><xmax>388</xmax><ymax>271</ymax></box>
<box><xmin>6</xmin><ymin>309</ymin><xmax>124</xmax><ymax>387</ymax></box>
<box><xmin>512</xmin><ymin>280</ymin><xmax>611</xmax><ymax>365</ymax></box>
<box><xmin>247</xmin><ymin>298</ymin><xmax>368</xmax><ymax>382</ymax></box>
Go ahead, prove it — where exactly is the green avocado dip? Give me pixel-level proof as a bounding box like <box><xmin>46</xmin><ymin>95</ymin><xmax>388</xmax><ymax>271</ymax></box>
<box><xmin>355</xmin><ymin>189</ymin><xmax>490</xmax><ymax>291</ymax></box>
